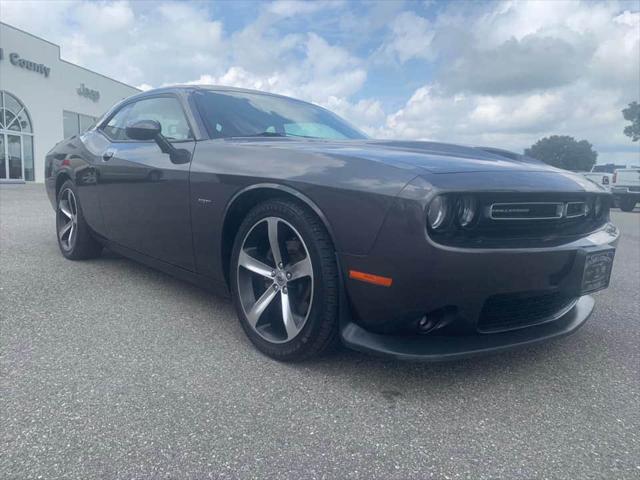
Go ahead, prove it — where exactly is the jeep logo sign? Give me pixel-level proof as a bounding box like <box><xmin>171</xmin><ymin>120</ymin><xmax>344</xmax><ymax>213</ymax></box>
<box><xmin>77</xmin><ymin>83</ymin><xmax>100</xmax><ymax>102</ymax></box>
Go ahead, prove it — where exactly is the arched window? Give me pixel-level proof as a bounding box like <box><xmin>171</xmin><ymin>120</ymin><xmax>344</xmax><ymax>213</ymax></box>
<box><xmin>0</xmin><ymin>91</ymin><xmax>35</xmax><ymax>181</ymax></box>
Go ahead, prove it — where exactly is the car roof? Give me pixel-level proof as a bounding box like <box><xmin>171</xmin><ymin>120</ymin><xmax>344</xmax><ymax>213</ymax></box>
<box><xmin>128</xmin><ymin>84</ymin><xmax>312</xmax><ymax>104</ymax></box>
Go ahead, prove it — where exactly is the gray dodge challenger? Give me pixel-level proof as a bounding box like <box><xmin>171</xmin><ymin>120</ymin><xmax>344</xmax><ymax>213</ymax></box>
<box><xmin>45</xmin><ymin>86</ymin><xmax>619</xmax><ymax>361</ymax></box>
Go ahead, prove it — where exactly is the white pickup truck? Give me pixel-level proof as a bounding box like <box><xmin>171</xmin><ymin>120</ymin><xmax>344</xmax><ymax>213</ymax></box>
<box><xmin>581</xmin><ymin>164</ymin><xmax>626</xmax><ymax>191</ymax></box>
<box><xmin>612</xmin><ymin>167</ymin><xmax>640</xmax><ymax>211</ymax></box>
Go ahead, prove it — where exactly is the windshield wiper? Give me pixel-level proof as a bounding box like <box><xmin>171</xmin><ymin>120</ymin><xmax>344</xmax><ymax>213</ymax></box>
<box><xmin>247</xmin><ymin>131</ymin><xmax>286</xmax><ymax>137</ymax></box>
<box><xmin>243</xmin><ymin>132</ymin><xmax>316</xmax><ymax>139</ymax></box>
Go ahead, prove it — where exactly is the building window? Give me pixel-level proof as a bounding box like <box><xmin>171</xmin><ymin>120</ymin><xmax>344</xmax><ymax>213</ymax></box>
<box><xmin>0</xmin><ymin>91</ymin><xmax>35</xmax><ymax>181</ymax></box>
<box><xmin>63</xmin><ymin>110</ymin><xmax>98</xmax><ymax>139</ymax></box>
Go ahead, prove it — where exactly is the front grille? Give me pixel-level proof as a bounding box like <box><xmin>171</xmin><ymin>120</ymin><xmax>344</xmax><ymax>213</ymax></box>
<box><xmin>478</xmin><ymin>291</ymin><xmax>577</xmax><ymax>333</ymax></box>
<box><xmin>490</xmin><ymin>202</ymin><xmax>564</xmax><ymax>220</ymax></box>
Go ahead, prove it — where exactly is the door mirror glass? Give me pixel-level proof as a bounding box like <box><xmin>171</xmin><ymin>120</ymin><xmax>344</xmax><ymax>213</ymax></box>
<box><xmin>125</xmin><ymin>119</ymin><xmax>161</xmax><ymax>141</ymax></box>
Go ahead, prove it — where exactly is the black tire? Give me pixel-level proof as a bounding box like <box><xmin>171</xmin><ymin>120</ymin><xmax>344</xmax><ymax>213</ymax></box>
<box><xmin>230</xmin><ymin>199</ymin><xmax>339</xmax><ymax>361</ymax></box>
<box><xmin>619</xmin><ymin>198</ymin><xmax>637</xmax><ymax>212</ymax></box>
<box><xmin>56</xmin><ymin>180</ymin><xmax>103</xmax><ymax>260</ymax></box>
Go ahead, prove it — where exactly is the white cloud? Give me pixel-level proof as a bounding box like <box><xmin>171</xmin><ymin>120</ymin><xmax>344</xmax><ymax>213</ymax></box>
<box><xmin>267</xmin><ymin>0</ymin><xmax>344</xmax><ymax>18</ymax></box>
<box><xmin>589</xmin><ymin>10</ymin><xmax>640</xmax><ymax>96</ymax></box>
<box><xmin>0</xmin><ymin>0</ymin><xmax>637</xmax><ymax>164</ymax></box>
<box><xmin>184</xmin><ymin>32</ymin><xmax>372</xmax><ymax>129</ymax></box>
<box><xmin>377</xmin><ymin>11</ymin><xmax>435</xmax><ymax>63</ymax></box>
<box><xmin>324</xmin><ymin>97</ymin><xmax>386</xmax><ymax>135</ymax></box>
<box><xmin>378</xmin><ymin>0</ymin><xmax>640</xmax><ymax>163</ymax></box>
<box><xmin>375</xmin><ymin>0</ymin><xmax>638</xmax><ymax>99</ymax></box>
<box><xmin>381</xmin><ymin>81</ymin><xmax>639</xmax><ymax>163</ymax></box>
<box><xmin>0</xmin><ymin>0</ymin><xmax>227</xmax><ymax>86</ymax></box>
<box><xmin>441</xmin><ymin>35</ymin><xmax>592</xmax><ymax>95</ymax></box>
<box><xmin>75</xmin><ymin>0</ymin><xmax>134</xmax><ymax>34</ymax></box>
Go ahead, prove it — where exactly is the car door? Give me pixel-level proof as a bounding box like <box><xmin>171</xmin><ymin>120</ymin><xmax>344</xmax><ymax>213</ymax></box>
<box><xmin>96</xmin><ymin>95</ymin><xmax>196</xmax><ymax>270</ymax></box>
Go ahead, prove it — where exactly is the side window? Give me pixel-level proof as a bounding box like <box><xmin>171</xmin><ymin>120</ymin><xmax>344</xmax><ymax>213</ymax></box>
<box><xmin>102</xmin><ymin>104</ymin><xmax>133</xmax><ymax>141</ymax></box>
<box><xmin>125</xmin><ymin>97</ymin><xmax>192</xmax><ymax>141</ymax></box>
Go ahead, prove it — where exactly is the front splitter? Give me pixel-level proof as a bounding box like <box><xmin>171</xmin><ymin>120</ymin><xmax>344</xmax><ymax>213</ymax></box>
<box><xmin>340</xmin><ymin>295</ymin><xmax>595</xmax><ymax>362</ymax></box>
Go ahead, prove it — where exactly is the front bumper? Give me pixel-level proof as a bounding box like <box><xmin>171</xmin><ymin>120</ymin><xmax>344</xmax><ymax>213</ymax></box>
<box><xmin>341</xmin><ymin>295</ymin><xmax>594</xmax><ymax>361</ymax></box>
<box><xmin>611</xmin><ymin>186</ymin><xmax>640</xmax><ymax>202</ymax></box>
<box><xmin>612</xmin><ymin>186</ymin><xmax>640</xmax><ymax>194</ymax></box>
<box><xmin>338</xmin><ymin>198</ymin><xmax>619</xmax><ymax>360</ymax></box>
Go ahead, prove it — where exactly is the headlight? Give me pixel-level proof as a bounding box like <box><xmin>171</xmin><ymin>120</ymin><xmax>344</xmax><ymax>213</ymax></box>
<box><xmin>455</xmin><ymin>195</ymin><xmax>477</xmax><ymax>228</ymax></box>
<box><xmin>427</xmin><ymin>195</ymin><xmax>448</xmax><ymax>229</ymax></box>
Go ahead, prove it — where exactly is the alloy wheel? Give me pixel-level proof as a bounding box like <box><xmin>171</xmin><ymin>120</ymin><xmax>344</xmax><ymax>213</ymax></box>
<box><xmin>57</xmin><ymin>188</ymin><xmax>78</xmax><ymax>251</ymax></box>
<box><xmin>237</xmin><ymin>216</ymin><xmax>314</xmax><ymax>344</ymax></box>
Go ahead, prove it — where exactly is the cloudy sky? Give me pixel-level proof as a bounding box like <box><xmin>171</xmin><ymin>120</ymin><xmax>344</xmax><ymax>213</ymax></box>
<box><xmin>2</xmin><ymin>0</ymin><xmax>639</xmax><ymax>164</ymax></box>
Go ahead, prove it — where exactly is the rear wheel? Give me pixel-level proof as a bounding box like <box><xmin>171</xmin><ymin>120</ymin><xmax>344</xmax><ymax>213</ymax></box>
<box><xmin>230</xmin><ymin>199</ymin><xmax>338</xmax><ymax>361</ymax></box>
<box><xmin>56</xmin><ymin>180</ymin><xmax>102</xmax><ymax>260</ymax></box>
<box><xmin>619</xmin><ymin>197</ymin><xmax>637</xmax><ymax>212</ymax></box>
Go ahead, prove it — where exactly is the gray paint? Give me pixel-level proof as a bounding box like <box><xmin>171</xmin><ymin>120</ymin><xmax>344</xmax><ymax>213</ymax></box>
<box><xmin>44</xmin><ymin>85</ymin><xmax>619</xmax><ymax>359</ymax></box>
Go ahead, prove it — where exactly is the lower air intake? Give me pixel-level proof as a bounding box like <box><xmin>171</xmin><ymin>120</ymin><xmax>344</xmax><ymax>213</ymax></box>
<box><xmin>478</xmin><ymin>291</ymin><xmax>578</xmax><ymax>333</ymax></box>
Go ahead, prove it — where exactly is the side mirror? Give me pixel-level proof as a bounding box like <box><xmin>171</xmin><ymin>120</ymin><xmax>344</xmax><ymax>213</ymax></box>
<box><xmin>125</xmin><ymin>119</ymin><xmax>190</xmax><ymax>165</ymax></box>
<box><xmin>125</xmin><ymin>119</ymin><xmax>161</xmax><ymax>141</ymax></box>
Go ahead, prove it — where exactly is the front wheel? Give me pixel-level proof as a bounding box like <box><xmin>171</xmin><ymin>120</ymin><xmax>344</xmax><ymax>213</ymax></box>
<box><xmin>619</xmin><ymin>197</ymin><xmax>637</xmax><ymax>212</ymax></box>
<box><xmin>230</xmin><ymin>199</ymin><xmax>339</xmax><ymax>361</ymax></box>
<box><xmin>56</xmin><ymin>180</ymin><xmax>102</xmax><ymax>260</ymax></box>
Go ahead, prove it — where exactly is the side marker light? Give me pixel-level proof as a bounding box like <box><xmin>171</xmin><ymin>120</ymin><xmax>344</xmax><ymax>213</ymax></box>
<box><xmin>349</xmin><ymin>270</ymin><xmax>393</xmax><ymax>287</ymax></box>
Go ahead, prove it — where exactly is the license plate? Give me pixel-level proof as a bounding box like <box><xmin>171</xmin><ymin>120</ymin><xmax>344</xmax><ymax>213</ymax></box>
<box><xmin>581</xmin><ymin>248</ymin><xmax>615</xmax><ymax>294</ymax></box>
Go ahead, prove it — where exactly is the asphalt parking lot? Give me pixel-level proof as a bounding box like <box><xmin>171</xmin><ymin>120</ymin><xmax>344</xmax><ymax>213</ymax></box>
<box><xmin>1</xmin><ymin>184</ymin><xmax>639</xmax><ymax>480</ymax></box>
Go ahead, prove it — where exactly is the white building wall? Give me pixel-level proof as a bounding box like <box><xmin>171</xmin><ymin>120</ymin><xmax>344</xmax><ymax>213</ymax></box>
<box><xmin>0</xmin><ymin>22</ymin><xmax>139</xmax><ymax>183</ymax></box>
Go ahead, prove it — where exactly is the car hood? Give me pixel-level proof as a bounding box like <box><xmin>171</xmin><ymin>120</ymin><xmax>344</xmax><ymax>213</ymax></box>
<box><xmin>232</xmin><ymin>138</ymin><xmax>562</xmax><ymax>174</ymax></box>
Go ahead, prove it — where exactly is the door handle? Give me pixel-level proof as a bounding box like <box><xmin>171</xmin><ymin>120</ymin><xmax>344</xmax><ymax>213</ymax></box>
<box><xmin>102</xmin><ymin>149</ymin><xmax>116</xmax><ymax>161</ymax></box>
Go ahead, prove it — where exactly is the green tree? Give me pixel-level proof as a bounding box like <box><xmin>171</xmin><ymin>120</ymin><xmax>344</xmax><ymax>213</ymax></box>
<box><xmin>622</xmin><ymin>101</ymin><xmax>640</xmax><ymax>141</ymax></box>
<box><xmin>525</xmin><ymin>135</ymin><xmax>597</xmax><ymax>171</ymax></box>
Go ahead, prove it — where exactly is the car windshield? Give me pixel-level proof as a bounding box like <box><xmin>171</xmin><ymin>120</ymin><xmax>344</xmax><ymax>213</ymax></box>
<box><xmin>194</xmin><ymin>90</ymin><xmax>368</xmax><ymax>140</ymax></box>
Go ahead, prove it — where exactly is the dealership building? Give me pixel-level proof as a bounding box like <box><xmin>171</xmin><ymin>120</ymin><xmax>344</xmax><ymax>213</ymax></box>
<box><xmin>0</xmin><ymin>22</ymin><xmax>139</xmax><ymax>183</ymax></box>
